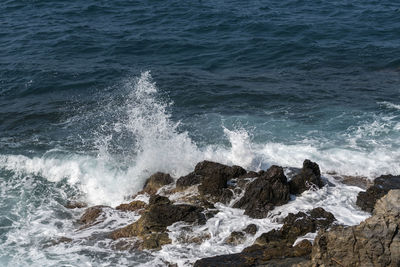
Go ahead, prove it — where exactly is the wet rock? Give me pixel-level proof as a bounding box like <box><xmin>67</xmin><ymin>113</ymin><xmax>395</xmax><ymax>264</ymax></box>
<box><xmin>176</xmin><ymin>161</ymin><xmax>246</xmax><ymax>203</ymax></box>
<box><xmin>237</xmin><ymin>171</ymin><xmax>259</xmax><ymax>179</ymax></box>
<box><xmin>116</xmin><ymin>200</ymin><xmax>147</xmax><ymax>212</ymax></box>
<box><xmin>255</xmin><ymin>208</ymin><xmax>335</xmax><ymax>247</ymax></box>
<box><xmin>176</xmin><ymin>172</ymin><xmax>202</xmax><ymax>189</ymax></box>
<box><xmin>233</xmin><ymin>165</ymin><xmax>290</xmax><ymax>218</ymax></box>
<box><xmin>65</xmin><ymin>201</ymin><xmax>87</xmax><ymax>209</ymax></box>
<box><xmin>289</xmin><ymin>160</ymin><xmax>324</xmax><ymax>195</ymax></box>
<box><xmin>356</xmin><ymin>174</ymin><xmax>400</xmax><ymax>212</ymax></box>
<box><xmin>331</xmin><ymin>174</ymin><xmax>373</xmax><ymax>189</ymax></box>
<box><xmin>310</xmin><ymin>190</ymin><xmax>400</xmax><ymax>267</ymax></box>
<box><xmin>142</xmin><ymin>172</ymin><xmax>174</xmax><ymax>195</ymax></box>
<box><xmin>225</xmin><ymin>231</ymin><xmax>246</xmax><ymax>245</ymax></box>
<box><xmin>78</xmin><ymin>205</ymin><xmax>108</xmax><ymax>228</ymax></box>
<box><xmin>194</xmin><ymin>239</ymin><xmax>312</xmax><ymax>267</ymax></box>
<box><xmin>110</xmin><ymin>195</ymin><xmax>207</xmax><ymax>250</ymax></box>
<box><xmin>243</xmin><ymin>224</ymin><xmax>258</xmax><ymax>235</ymax></box>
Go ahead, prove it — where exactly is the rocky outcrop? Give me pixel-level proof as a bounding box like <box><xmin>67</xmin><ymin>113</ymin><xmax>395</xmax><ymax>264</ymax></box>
<box><xmin>197</xmin><ymin>208</ymin><xmax>334</xmax><ymax>266</ymax></box>
<box><xmin>233</xmin><ymin>165</ymin><xmax>290</xmax><ymax>218</ymax></box>
<box><xmin>194</xmin><ymin>239</ymin><xmax>312</xmax><ymax>267</ymax></box>
<box><xmin>356</xmin><ymin>174</ymin><xmax>400</xmax><ymax>212</ymax></box>
<box><xmin>142</xmin><ymin>172</ymin><xmax>174</xmax><ymax>195</ymax></box>
<box><xmin>176</xmin><ymin>161</ymin><xmax>246</xmax><ymax>204</ymax></box>
<box><xmin>255</xmin><ymin>208</ymin><xmax>335</xmax><ymax>247</ymax></box>
<box><xmin>110</xmin><ymin>195</ymin><xmax>207</xmax><ymax>250</ymax></box>
<box><xmin>310</xmin><ymin>190</ymin><xmax>400</xmax><ymax>267</ymax></box>
<box><xmin>289</xmin><ymin>160</ymin><xmax>324</xmax><ymax>195</ymax></box>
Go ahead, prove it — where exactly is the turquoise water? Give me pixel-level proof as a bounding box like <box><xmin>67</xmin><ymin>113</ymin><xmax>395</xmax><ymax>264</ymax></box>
<box><xmin>0</xmin><ymin>0</ymin><xmax>399</xmax><ymax>266</ymax></box>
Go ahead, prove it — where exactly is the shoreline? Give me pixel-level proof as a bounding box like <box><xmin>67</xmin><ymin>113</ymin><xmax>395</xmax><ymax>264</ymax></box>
<box><xmin>66</xmin><ymin>159</ymin><xmax>400</xmax><ymax>266</ymax></box>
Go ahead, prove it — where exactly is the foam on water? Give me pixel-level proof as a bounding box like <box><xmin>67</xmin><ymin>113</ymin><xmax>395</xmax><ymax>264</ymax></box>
<box><xmin>0</xmin><ymin>72</ymin><xmax>398</xmax><ymax>266</ymax></box>
<box><xmin>1</xmin><ymin>72</ymin><xmax>399</xmax><ymax>207</ymax></box>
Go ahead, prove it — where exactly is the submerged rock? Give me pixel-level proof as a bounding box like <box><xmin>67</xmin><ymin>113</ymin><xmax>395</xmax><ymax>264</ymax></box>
<box><xmin>311</xmin><ymin>190</ymin><xmax>400</xmax><ymax>267</ymax></box>
<box><xmin>110</xmin><ymin>195</ymin><xmax>207</xmax><ymax>250</ymax></box>
<box><xmin>289</xmin><ymin>160</ymin><xmax>324</xmax><ymax>195</ymax></box>
<box><xmin>356</xmin><ymin>174</ymin><xmax>400</xmax><ymax>212</ymax></box>
<box><xmin>233</xmin><ymin>165</ymin><xmax>290</xmax><ymax>218</ymax></box>
<box><xmin>243</xmin><ymin>224</ymin><xmax>258</xmax><ymax>235</ymax></box>
<box><xmin>142</xmin><ymin>172</ymin><xmax>174</xmax><ymax>195</ymax></box>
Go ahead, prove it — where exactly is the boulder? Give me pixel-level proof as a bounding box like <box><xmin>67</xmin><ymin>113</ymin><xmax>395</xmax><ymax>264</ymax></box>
<box><xmin>110</xmin><ymin>195</ymin><xmax>207</xmax><ymax>250</ymax></box>
<box><xmin>311</xmin><ymin>190</ymin><xmax>400</xmax><ymax>267</ymax></box>
<box><xmin>289</xmin><ymin>160</ymin><xmax>324</xmax><ymax>195</ymax></box>
<box><xmin>356</xmin><ymin>174</ymin><xmax>400</xmax><ymax>212</ymax></box>
<box><xmin>233</xmin><ymin>165</ymin><xmax>290</xmax><ymax>218</ymax></box>
<box><xmin>142</xmin><ymin>172</ymin><xmax>174</xmax><ymax>195</ymax></box>
<box><xmin>176</xmin><ymin>161</ymin><xmax>246</xmax><ymax>203</ymax></box>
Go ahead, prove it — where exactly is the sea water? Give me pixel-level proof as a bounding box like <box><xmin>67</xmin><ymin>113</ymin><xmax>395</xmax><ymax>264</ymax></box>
<box><xmin>1</xmin><ymin>1</ymin><xmax>399</xmax><ymax>266</ymax></box>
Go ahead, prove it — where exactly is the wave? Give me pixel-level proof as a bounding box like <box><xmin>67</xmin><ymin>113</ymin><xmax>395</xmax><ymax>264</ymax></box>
<box><xmin>1</xmin><ymin>72</ymin><xmax>399</xmax><ymax>207</ymax></box>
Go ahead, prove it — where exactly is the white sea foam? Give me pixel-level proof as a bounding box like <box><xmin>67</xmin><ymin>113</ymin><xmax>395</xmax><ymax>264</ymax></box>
<box><xmin>1</xmin><ymin>72</ymin><xmax>399</xmax><ymax>207</ymax></box>
<box><xmin>379</xmin><ymin>101</ymin><xmax>400</xmax><ymax>110</ymax></box>
<box><xmin>1</xmin><ymin>72</ymin><xmax>399</xmax><ymax>267</ymax></box>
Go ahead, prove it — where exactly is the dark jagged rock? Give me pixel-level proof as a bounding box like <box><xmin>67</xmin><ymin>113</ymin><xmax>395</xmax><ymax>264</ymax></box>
<box><xmin>116</xmin><ymin>200</ymin><xmax>147</xmax><ymax>212</ymax></box>
<box><xmin>233</xmin><ymin>165</ymin><xmax>290</xmax><ymax>218</ymax></box>
<box><xmin>196</xmin><ymin>208</ymin><xmax>332</xmax><ymax>266</ymax></box>
<box><xmin>176</xmin><ymin>161</ymin><xmax>246</xmax><ymax>203</ymax></box>
<box><xmin>176</xmin><ymin>172</ymin><xmax>202</xmax><ymax>188</ymax></box>
<box><xmin>289</xmin><ymin>160</ymin><xmax>324</xmax><ymax>195</ymax></box>
<box><xmin>310</xmin><ymin>190</ymin><xmax>400</xmax><ymax>267</ymax></box>
<box><xmin>110</xmin><ymin>195</ymin><xmax>207</xmax><ymax>250</ymax></box>
<box><xmin>142</xmin><ymin>172</ymin><xmax>174</xmax><ymax>195</ymax></box>
<box><xmin>78</xmin><ymin>205</ymin><xmax>108</xmax><ymax>228</ymax></box>
<box><xmin>356</xmin><ymin>174</ymin><xmax>400</xmax><ymax>212</ymax></box>
<box><xmin>243</xmin><ymin>224</ymin><xmax>258</xmax><ymax>235</ymax></box>
<box><xmin>193</xmin><ymin>239</ymin><xmax>312</xmax><ymax>267</ymax></box>
<box><xmin>255</xmin><ymin>208</ymin><xmax>335</xmax><ymax>247</ymax></box>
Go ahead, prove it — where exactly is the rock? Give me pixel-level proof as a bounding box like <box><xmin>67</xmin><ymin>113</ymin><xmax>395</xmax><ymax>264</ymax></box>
<box><xmin>225</xmin><ymin>231</ymin><xmax>246</xmax><ymax>245</ymax></box>
<box><xmin>243</xmin><ymin>224</ymin><xmax>258</xmax><ymax>235</ymax></box>
<box><xmin>78</xmin><ymin>205</ymin><xmax>108</xmax><ymax>228</ymax></box>
<box><xmin>310</xmin><ymin>190</ymin><xmax>400</xmax><ymax>267</ymax></box>
<box><xmin>233</xmin><ymin>165</ymin><xmax>290</xmax><ymax>218</ymax></box>
<box><xmin>289</xmin><ymin>160</ymin><xmax>324</xmax><ymax>195</ymax></box>
<box><xmin>255</xmin><ymin>208</ymin><xmax>335</xmax><ymax>247</ymax></box>
<box><xmin>65</xmin><ymin>201</ymin><xmax>87</xmax><ymax>209</ymax></box>
<box><xmin>194</xmin><ymin>239</ymin><xmax>312</xmax><ymax>267</ymax></box>
<box><xmin>356</xmin><ymin>174</ymin><xmax>400</xmax><ymax>212</ymax></box>
<box><xmin>176</xmin><ymin>172</ymin><xmax>202</xmax><ymax>189</ymax></box>
<box><xmin>142</xmin><ymin>172</ymin><xmax>174</xmax><ymax>195</ymax></box>
<box><xmin>331</xmin><ymin>174</ymin><xmax>373</xmax><ymax>189</ymax></box>
<box><xmin>176</xmin><ymin>161</ymin><xmax>246</xmax><ymax>203</ymax></box>
<box><xmin>116</xmin><ymin>200</ymin><xmax>147</xmax><ymax>212</ymax></box>
<box><xmin>110</xmin><ymin>195</ymin><xmax>207</xmax><ymax>250</ymax></box>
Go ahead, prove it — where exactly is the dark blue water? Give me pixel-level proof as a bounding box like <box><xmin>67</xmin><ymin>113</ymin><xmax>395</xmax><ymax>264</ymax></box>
<box><xmin>1</xmin><ymin>1</ymin><xmax>400</xmax><ymax>266</ymax></box>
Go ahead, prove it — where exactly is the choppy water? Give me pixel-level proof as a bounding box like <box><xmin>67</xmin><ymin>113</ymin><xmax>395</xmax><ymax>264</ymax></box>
<box><xmin>1</xmin><ymin>0</ymin><xmax>399</xmax><ymax>266</ymax></box>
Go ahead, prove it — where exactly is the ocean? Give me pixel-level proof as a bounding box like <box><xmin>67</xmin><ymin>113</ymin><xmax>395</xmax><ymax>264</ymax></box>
<box><xmin>0</xmin><ymin>0</ymin><xmax>399</xmax><ymax>266</ymax></box>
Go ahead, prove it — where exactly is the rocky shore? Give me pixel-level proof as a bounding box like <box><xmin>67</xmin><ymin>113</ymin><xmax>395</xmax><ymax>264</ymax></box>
<box><xmin>68</xmin><ymin>160</ymin><xmax>400</xmax><ymax>266</ymax></box>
